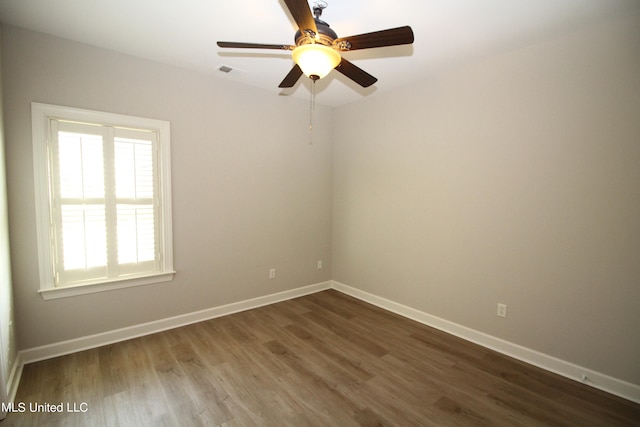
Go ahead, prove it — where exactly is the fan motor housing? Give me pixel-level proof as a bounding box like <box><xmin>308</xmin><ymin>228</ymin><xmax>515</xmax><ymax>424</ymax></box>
<box><xmin>294</xmin><ymin>19</ymin><xmax>338</xmax><ymax>47</ymax></box>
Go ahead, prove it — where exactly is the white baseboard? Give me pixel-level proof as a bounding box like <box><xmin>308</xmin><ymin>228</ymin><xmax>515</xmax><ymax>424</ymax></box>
<box><xmin>331</xmin><ymin>280</ymin><xmax>640</xmax><ymax>404</ymax></box>
<box><xmin>7</xmin><ymin>352</ymin><xmax>23</xmax><ymax>403</ymax></box>
<box><xmin>19</xmin><ymin>281</ymin><xmax>331</xmax><ymax>365</ymax></box>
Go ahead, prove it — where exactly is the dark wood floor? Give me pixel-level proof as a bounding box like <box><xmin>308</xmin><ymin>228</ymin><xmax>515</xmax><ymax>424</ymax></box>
<box><xmin>3</xmin><ymin>290</ymin><xmax>639</xmax><ymax>426</ymax></box>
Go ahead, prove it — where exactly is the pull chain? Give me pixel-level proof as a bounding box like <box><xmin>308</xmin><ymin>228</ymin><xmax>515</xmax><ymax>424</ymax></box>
<box><xmin>309</xmin><ymin>75</ymin><xmax>319</xmax><ymax>145</ymax></box>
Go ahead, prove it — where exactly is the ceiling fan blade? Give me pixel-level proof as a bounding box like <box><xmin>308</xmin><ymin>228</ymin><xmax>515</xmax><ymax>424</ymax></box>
<box><xmin>283</xmin><ymin>0</ymin><xmax>318</xmax><ymax>35</ymax></box>
<box><xmin>333</xmin><ymin>26</ymin><xmax>414</xmax><ymax>51</ymax></box>
<box><xmin>278</xmin><ymin>64</ymin><xmax>304</xmax><ymax>88</ymax></box>
<box><xmin>335</xmin><ymin>58</ymin><xmax>377</xmax><ymax>88</ymax></box>
<box><xmin>217</xmin><ymin>41</ymin><xmax>294</xmax><ymax>50</ymax></box>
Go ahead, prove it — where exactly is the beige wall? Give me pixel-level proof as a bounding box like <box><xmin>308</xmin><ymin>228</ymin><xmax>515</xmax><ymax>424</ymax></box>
<box><xmin>332</xmin><ymin>12</ymin><xmax>640</xmax><ymax>384</ymax></box>
<box><xmin>2</xmin><ymin>26</ymin><xmax>333</xmax><ymax>350</ymax></box>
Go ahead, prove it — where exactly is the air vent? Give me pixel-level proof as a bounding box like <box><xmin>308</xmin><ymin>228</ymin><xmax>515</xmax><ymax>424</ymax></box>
<box><xmin>217</xmin><ymin>65</ymin><xmax>246</xmax><ymax>78</ymax></box>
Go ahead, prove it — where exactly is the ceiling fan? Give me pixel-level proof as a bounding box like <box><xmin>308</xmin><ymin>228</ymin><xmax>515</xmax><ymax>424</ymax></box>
<box><xmin>217</xmin><ymin>0</ymin><xmax>414</xmax><ymax>89</ymax></box>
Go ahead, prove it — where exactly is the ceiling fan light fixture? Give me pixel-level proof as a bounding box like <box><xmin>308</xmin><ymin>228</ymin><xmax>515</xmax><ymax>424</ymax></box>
<box><xmin>292</xmin><ymin>44</ymin><xmax>341</xmax><ymax>80</ymax></box>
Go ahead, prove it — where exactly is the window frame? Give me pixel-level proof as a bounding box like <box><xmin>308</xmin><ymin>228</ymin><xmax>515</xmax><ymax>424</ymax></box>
<box><xmin>32</xmin><ymin>103</ymin><xmax>175</xmax><ymax>300</ymax></box>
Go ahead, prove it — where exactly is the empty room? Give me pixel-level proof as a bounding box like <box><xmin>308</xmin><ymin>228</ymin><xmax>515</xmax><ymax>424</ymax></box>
<box><xmin>1</xmin><ymin>0</ymin><xmax>639</xmax><ymax>425</ymax></box>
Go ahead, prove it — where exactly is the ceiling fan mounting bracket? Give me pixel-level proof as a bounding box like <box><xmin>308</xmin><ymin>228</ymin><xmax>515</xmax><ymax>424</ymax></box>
<box><xmin>312</xmin><ymin>1</ymin><xmax>328</xmax><ymax>19</ymax></box>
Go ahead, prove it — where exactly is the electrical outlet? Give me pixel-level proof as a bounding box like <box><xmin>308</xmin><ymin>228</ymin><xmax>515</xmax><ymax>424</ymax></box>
<box><xmin>317</xmin><ymin>260</ymin><xmax>323</xmax><ymax>269</ymax></box>
<box><xmin>497</xmin><ymin>303</ymin><xmax>507</xmax><ymax>318</ymax></box>
<box><xmin>269</xmin><ymin>268</ymin><xmax>276</xmax><ymax>279</ymax></box>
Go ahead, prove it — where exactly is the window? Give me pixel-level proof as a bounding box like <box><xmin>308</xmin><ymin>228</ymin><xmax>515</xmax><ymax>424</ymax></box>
<box><xmin>32</xmin><ymin>103</ymin><xmax>174</xmax><ymax>299</ymax></box>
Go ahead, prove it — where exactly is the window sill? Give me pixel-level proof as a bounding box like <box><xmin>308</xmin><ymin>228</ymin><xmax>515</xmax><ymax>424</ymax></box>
<box><xmin>38</xmin><ymin>271</ymin><xmax>176</xmax><ymax>300</ymax></box>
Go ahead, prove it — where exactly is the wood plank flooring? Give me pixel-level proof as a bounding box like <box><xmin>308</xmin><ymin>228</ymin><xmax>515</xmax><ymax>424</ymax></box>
<box><xmin>3</xmin><ymin>290</ymin><xmax>639</xmax><ymax>426</ymax></box>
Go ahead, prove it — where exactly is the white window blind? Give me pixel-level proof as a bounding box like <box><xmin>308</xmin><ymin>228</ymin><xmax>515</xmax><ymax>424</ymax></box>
<box><xmin>32</xmin><ymin>103</ymin><xmax>174</xmax><ymax>299</ymax></box>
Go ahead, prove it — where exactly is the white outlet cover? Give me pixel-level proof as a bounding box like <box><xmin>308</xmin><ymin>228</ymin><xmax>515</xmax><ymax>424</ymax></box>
<box><xmin>497</xmin><ymin>303</ymin><xmax>507</xmax><ymax>318</ymax></box>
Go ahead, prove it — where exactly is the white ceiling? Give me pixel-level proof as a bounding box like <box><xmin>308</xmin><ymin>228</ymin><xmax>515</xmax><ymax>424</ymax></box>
<box><xmin>0</xmin><ymin>0</ymin><xmax>638</xmax><ymax>107</ymax></box>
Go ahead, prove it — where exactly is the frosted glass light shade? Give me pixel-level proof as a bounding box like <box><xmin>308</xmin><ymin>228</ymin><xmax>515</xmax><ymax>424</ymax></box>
<box><xmin>292</xmin><ymin>44</ymin><xmax>341</xmax><ymax>79</ymax></box>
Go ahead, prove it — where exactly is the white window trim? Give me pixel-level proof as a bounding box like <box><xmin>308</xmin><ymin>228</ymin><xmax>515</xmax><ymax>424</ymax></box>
<box><xmin>32</xmin><ymin>103</ymin><xmax>175</xmax><ymax>300</ymax></box>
